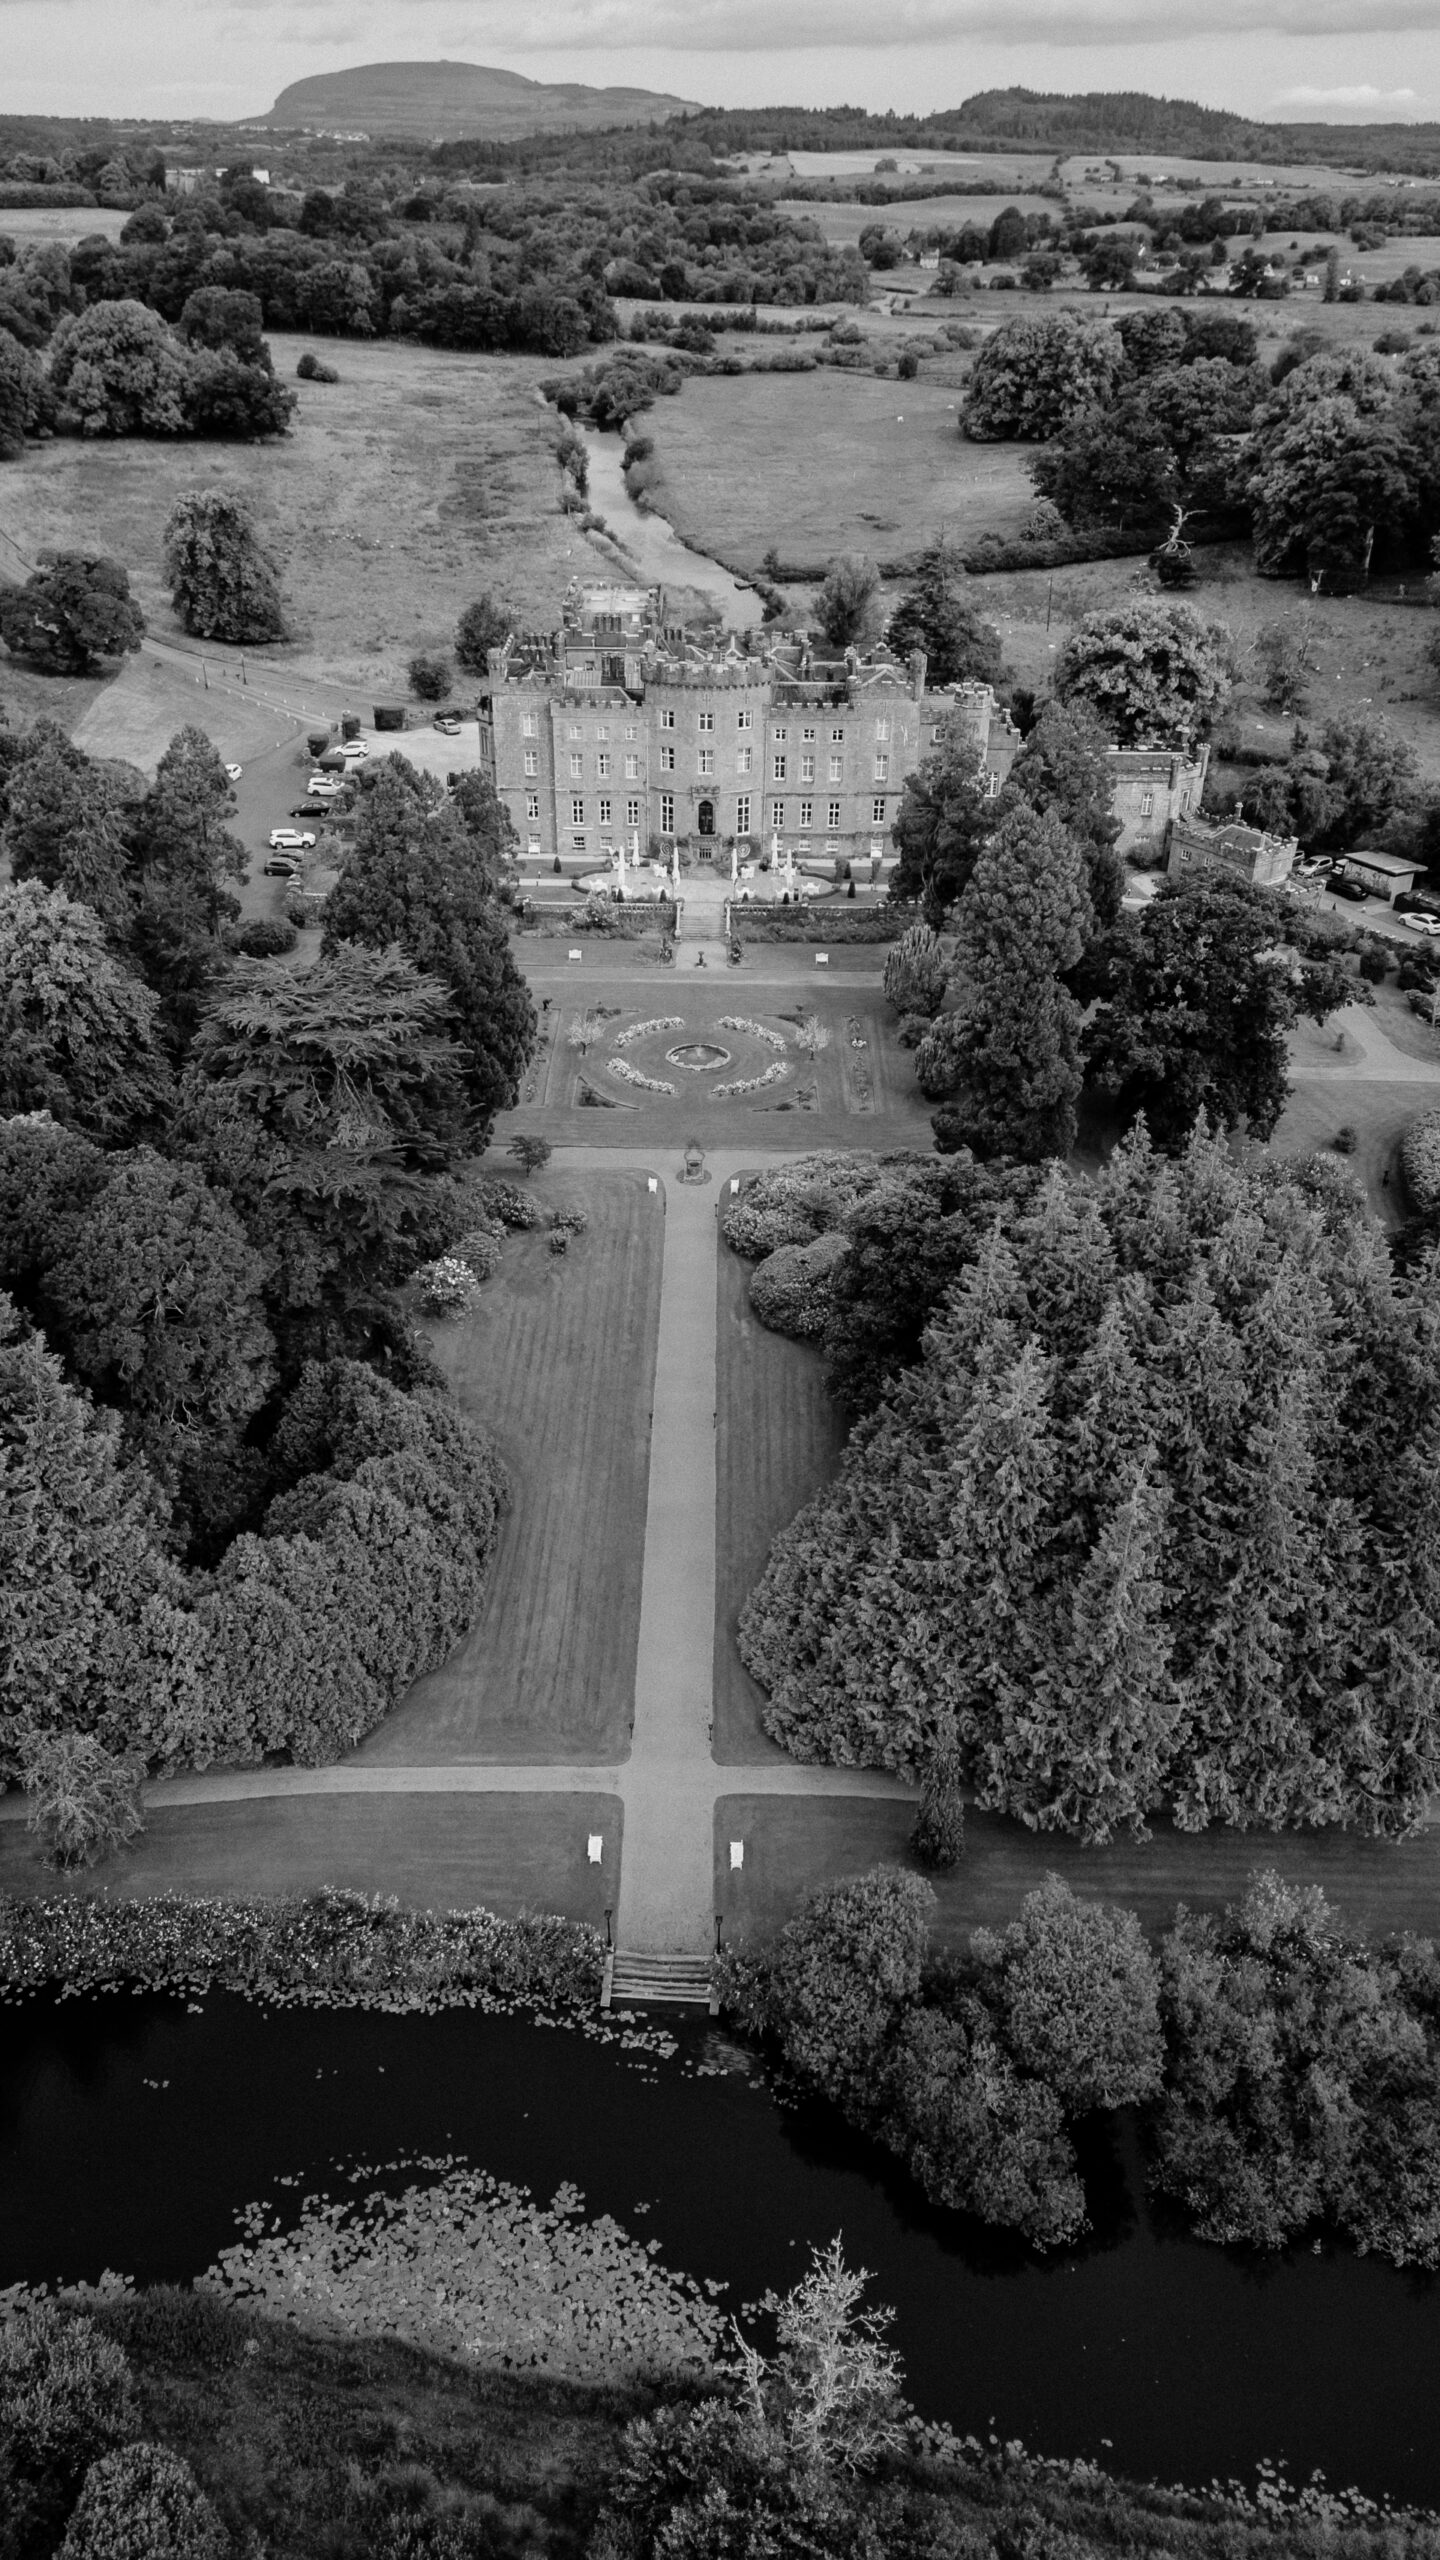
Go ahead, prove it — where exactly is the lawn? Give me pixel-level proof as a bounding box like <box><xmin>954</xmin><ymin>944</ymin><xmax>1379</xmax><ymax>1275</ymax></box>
<box><xmin>0</xmin><ymin>1791</ymin><xmax>620</xmax><ymax>1920</ymax></box>
<box><xmin>712</xmin><ymin>1228</ymin><xmax>847</xmax><ymax>1766</ymax></box>
<box><xmin>0</xmin><ymin>334</ymin><xmax>587</xmax><ymax>701</ymax></box>
<box><xmin>354</xmin><ymin>1169</ymin><xmax>663</xmax><ymax>1766</ymax></box>
<box><xmin>645</xmin><ymin>371</ymin><xmax>1034</xmax><ymax>577</ymax></box>
<box><xmin>713</xmin><ymin>1796</ymin><xmax>1440</xmax><ymax>1950</ymax></box>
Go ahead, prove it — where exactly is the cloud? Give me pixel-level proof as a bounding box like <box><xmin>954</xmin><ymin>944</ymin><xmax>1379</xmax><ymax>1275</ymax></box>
<box><xmin>1273</xmin><ymin>80</ymin><xmax>1420</xmax><ymax>103</ymax></box>
<box><xmin>410</xmin><ymin>0</ymin><xmax>1440</xmax><ymax>48</ymax></box>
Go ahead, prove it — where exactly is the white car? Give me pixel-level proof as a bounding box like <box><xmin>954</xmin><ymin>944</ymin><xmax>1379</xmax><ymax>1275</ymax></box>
<box><xmin>269</xmin><ymin>827</ymin><xmax>316</xmax><ymax>852</ymax></box>
<box><xmin>307</xmin><ymin>776</ymin><xmax>345</xmax><ymax>797</ymax></box>
<box><xmin>1403</xmin><ymin>912</ymin><xmax>1440</xmax><ymax>936</ymax></box>
<box><xmin>338</xmin><ymin>739</ymin><xmax>369</xmax><ymax>760</ymax></box>
<box><xmin>225</xmin><ymin>763</ymin><xmax>243</xmax><ymax>781</ymax></box>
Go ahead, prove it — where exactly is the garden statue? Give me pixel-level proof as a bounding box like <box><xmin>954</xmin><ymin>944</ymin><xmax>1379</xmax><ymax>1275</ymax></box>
<box><xmin>679</xmin><ymin>1141</ymin><xmax>709</xmax><ymax>1185</ymax></box>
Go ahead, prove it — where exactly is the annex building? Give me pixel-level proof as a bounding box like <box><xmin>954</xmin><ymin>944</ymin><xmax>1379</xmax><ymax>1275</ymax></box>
<box><xmin>478</xmin><ymin>582</ymin><xmax>1019</xmax><ymax>870</ymax></box>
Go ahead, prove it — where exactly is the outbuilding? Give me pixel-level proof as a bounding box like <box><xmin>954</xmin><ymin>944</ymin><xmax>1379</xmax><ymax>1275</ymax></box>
<box><xmin>1338</xmin><ymin>850</ymin><xmax>1423</xmax><ymax>905</ymax></box>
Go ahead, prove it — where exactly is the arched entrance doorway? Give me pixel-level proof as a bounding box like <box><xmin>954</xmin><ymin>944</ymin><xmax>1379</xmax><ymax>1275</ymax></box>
<box><xmin>697</xmin><ymin>800</ymin><xmax>715</xmax><ymax>836</ymax></box>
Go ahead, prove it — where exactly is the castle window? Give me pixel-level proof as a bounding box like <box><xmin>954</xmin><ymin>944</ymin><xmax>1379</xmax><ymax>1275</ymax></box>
<box><xmin>626</xmin><ymin>798</ymin><xmax>641</xmax><ymax>826</ymax></box>
<box><xmin>736</xmin><ymin>795</ymin><xmax>751</xmax><ymax>834</ymax></box>
<box><xmin>595</xmin><ymin>724</ymin><xmax>609</xmax><ymax>742</ymax></box>
<box><xmin>660</xmin><ymin>746</ymin><xmax>676</xmax><ymax>771</ymax></box>
<box><xmin>873</xmin><ymin>755</ymin><xmax>889</xmax><ymax>783</ymax></box>
<box><xmin>737</xmin><ymin>747</ymin><xmax>752</xmax><ymax>775</ymax></box>
<box><xmin>737</xmin><ymin>708</ymin><xmax>752</xmax><ymax>730</ymax></box>
<box><xmin>528</xmin><ymin>836</ymin><xmax>541</xmax><ymax>856</ymax></box>
<box><xmin>625</xmin><ymin>724</ymin><xmax>638</xmax><ymax>741</ymax></box>
<box><xmin>660</xmin><ymin>709</ymin><xmax>675</xmax><ymax>730</ymax></box>
<box><xmin>698</xmin><ymin>749</ymin><xmax>714</xmax><ymax>776</ymax></box>
<box><xmin>985</xmin><ymin>773</ymin><xmax>999</xmax><ymax>799</ymax></box>
<box><xmin>773</xmin><ymin>726</ymin><xmax>788</xmax><ymax>744</ymax></box>
<box><xmin>597</xmin><ymin>753</ymin><xmax>611</xmax><ymax>777</ymax></box>
<box><xmin>698</xmin><ymin>710</ymin><xmax>715</xmax><ymax>732</ymax></box>
<box><xmin>624</xmin><ymin>755</ymin><xmax>639</xmax><ymax>780</ymax></box>
<box><xmin>522</xmin><ymin>713</ymin><xmax>538</xmax><ymax>739</ymax></box>
<box><xmin>872</xmin><ymin>796</ymin><xmax>887</xmax><ymax>824</ymax></box>
<box><xmin>771</xmin><ymin>802</ymin><xmax>785</xmax><ymax>830</ymax></box>
<box><xmin>876</xmin><ymin>719</ymin><xmax>891</xmax><ymax>742</ymax></box>
<box><xmin>1141</xmin><ymin>791</ymin><xmax>1155</xmax><ymax>818</ymax></box>
<box><xmin>569</xmin><ymin>723</ymin><xmax>583</xmax><ymax>740</ymax></box>
<box><xmin>571</xmin><ymin>833</ymin><xmax>586</xmax><ymax>852</ymax></box>
<box><xmin>598</xmin><ymin>798</ymin><xmax>612</xmax><ymax>825</ymax></box>
<box><xmin>800</xmin><ymin>755</ymin><xmax>815</xmax><ymax>783</ymax></box>
<box><xmin>799</xmin><ymin>800</ymin><xmax>813</xmax><ymax>827</ymax></box>
<box><xmin>828</xmin><ymin>800</ymin><xmax>842</xmax><ymax>829</ymax></box>
<box><xmin>828</xmin><ymin>757</ymin><xmax>843</xmax><ymax>783</ymax></box>
<box><xmin>802</xmin><ymin>725</ymin><xmax>816</xmax><ymax>742</ymax></box>
<box><xmin>523</xmin><ymin>751</ymin><xmax>538</xmax><ymax>777</ymax></box>
<box><xmin>569</xmin><ymin>754</ymin><xmax>583</xmax><ymax>779</ymax></box>
<box><xmin>525</xmin><ymin>792</ymin><xmax>540</xmax><ymax>821</ymax></box>
<box><xmin>831</xmin><ymin>726</ymin><xmax>845</xmax><ymax>743</ymax></box>
<box><xmin>571</xmin><ymin>797</ymin><xmax>585</xmax><ymax>826</ymax></box>
<box><xmin>660</xmin><ymin>793</ymin><xmax>675</xmax><ymax>833</ymax></box>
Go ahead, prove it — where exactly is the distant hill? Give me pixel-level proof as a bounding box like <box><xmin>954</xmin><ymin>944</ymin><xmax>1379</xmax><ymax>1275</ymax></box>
<box><xmin>260</xmin><ymin>60</ymin><xmax>698</xmax><ymax>141</ymax></box>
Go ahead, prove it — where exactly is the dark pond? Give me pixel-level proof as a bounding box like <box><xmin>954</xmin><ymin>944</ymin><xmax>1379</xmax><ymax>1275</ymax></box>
<box><xmin>3</xmin><ymin>1992</ymin><xmax>1437</xmax><ymax>2507</ymax></box>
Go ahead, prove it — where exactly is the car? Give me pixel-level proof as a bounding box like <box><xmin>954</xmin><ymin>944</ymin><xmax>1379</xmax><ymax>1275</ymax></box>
<box><xmin>1405</xmin><ymin>913</ymin><xmax>1440</xmax><ymax>936</ymax></box>
<box><xmin>307</xmin><ymin>777</ymin><xmax>344</xmax><ymax>797</ymax></box>
<box><xmin>269</xmin><ymin>827</ymin><xmax>316</xmax><ymax>852</ymax></box>
<box><xmin>224</xmin><ymin>763</ymin><xmax>243</xmax><ymax>781</ymax></box>
<box><xmin>1330</xmin><ymin>875</ymin><xmax>1370</xmax><ymax>903</ymax></box>
<box><xmin>338</xmin><ymin>739</ymin><xmax>369</xmax><ymax>760</ymax></box>
<box><xmin>292</xmin><ymin>803</ymin><xmax>332</xmax><ymax>820</ymax></box>
<box><xmin>263</xmin><ymin>855</ymin><xmax>299</xmax><ymax>877</ymax></box>
<box><xmin>432</xmin><ymin>714</ymin><xmax>461</xmax><ymax>735</ymax></box>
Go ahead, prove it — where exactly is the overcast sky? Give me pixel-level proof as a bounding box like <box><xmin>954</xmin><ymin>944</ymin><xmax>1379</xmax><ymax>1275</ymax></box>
<box><xmin>4</xmin><ymin>0</ymin><xmax>1438</xmax><ymax>128</ymax></box>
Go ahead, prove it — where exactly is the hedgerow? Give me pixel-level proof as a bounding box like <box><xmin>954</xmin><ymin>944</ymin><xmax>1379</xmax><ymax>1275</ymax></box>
<box><xmin>1401</xmin><ymin>1107</ymin><xmax>1440</xmax><ymax>1214</ymax></box>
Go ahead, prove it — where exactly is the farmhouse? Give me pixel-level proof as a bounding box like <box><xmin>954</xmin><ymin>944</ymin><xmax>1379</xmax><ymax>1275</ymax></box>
<box><xmin>479</xmin><ymin>582</ymin><xmax>1017</xmax><ymax>867</ymax></box>
<box><xmin>1166</xmin><ymin>813</ymin><xmax>1298</xmax><ymax>888</ymax></box>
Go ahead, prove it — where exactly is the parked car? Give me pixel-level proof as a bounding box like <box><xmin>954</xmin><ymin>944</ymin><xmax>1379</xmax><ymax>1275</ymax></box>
<box><xmin>263</xmin><ymin>855</ymin><xmax>299</xmax><ymax>877</ymax></box>
<box><xmin>1404</xmin><ymin>913</ymin><xmax>1440</xmax><ymax>936</ymax></box>
<box><xmin>269</xmin><ymin>827</ymin><xmax>316</xmax><ymax>852</ymax></box>
<box><xmin>292</xmin><ymin>803</ymin><xmax>331</xmax><ymax>820</ymax></box>
<box><xmin>307</xmin><ymin>777</ymin><xmax>344</xmax><ymax>798</ymax></box>
<box><xmin>1330</xmin><ymin>875</ymin><xmax>1369</xmax><ymax>903</ymax></box>
<box><xmin>432</xmin><ymin>714</ymin><xmax>461</xmax><ymax>736</ymax></box>
<box><xmin>338</xmin><ymin>739</ymin><xmax>369</xmax><ymax>761</ymax></box>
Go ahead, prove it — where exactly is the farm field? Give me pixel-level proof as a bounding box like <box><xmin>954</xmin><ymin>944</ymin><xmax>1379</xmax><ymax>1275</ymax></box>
<box><xmin>713</xmin><ymin>1795</ymin><xmax>1440</xmax><ymax>1950</ymax></box>
<box><xmin>0</xmin><ymin>203</ymin><xmax>130</xmax><ymax>244</ymax></box>
<box><xmin>0</xmin><ymin>334</ymin><xmax>583</xmax><ymax>696</ymax></box>
<box><xmin>713</xmin><ymin>1230</ymin><xmax>846</xmax><ymax>1766</ymax></box>
<box><xmin>353</xmin><ymin>1169</ymin><xmax>663</xmax><ymax>1767</ymax></box>
<box><xmin>778</xmin><ymin>194</ymin><xmax>1057</xmax><ymax>246</ymax></box>
<box><xmin>646</xmin><ymin>371</ymin><xmax>1033</xmax><ymax>575</ymax></box>
<box><xmin>780</xmin><ymin>149</ymin><xmax>1055</xmax><ymax>185</ymax></box>
<box><xmin>0</xmin><ymin>1791</ymin><xmax>619</xmax><ymax>1918</ymax></box>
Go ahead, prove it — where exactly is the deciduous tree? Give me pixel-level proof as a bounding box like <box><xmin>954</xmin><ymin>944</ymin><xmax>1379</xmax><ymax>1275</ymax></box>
<box><xmin>162</xmin><ymin>488</ymin><xmax>286</xmax><ymax>642</ymax></box>
<box><xmin>0</xmin><ymin>882</ymin><xmax>172</xmax><ymax>1140</ymax></box>
<box><xmin>1054</xmin><ymin>598</ymin><xmax>1237</xmax><ymax>748</ymax></box>
<box><xmin>0</xmin><ymin>552</ymin><xmax>144</xmax><ymax>673</ymax></box>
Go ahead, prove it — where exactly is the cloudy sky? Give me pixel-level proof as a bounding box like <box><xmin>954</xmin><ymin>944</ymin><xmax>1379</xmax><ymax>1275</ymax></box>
<box><xmin>4</xmin><ymin>0</ymin><xmax>1438</xmax><ymax>126</ymax></box>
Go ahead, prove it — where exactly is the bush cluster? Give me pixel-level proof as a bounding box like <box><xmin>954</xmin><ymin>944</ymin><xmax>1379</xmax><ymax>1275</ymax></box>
<box><xmin>749</xmin><ymin>1230</ymin><xmax>851</xmax><ymax>1340</ymax></box>
<box><xmin>0</xmin><ymin>1885</ymin><xmax>604</xmax><ymax>2012</ymax></box>
<box><xmin>476</xmin><ymin>1179</ymin><xmax>543</xmax><ymax>1230</ymax></box>
<box><xmin>1401</xmin><ymin>1107</ymin><xmax>1440</xmax><ymax>1213</ymax></box>
<box><xmin>725</xmin><ymin>1865</ymin><xmax>1440</xmax><ymax>2267</ymax></box>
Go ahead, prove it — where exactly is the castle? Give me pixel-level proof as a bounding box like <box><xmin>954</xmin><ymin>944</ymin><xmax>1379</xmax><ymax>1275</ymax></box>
<box><xmin>476</xmin><ymin>582</ymin><xmax>1217</xmax><ymax>882</ymax></box>
<box><xmin>478</xmin><ymin>582</ymin><xmax>1019</xmax><ymax>872</ymax></box>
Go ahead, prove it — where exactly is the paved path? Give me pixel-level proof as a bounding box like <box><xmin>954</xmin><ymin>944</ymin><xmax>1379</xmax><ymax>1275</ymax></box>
<box><xmin>1289</xmin><ymin>1003</ymin><xmax>1440</xmax><ymax>1085</ymax></box>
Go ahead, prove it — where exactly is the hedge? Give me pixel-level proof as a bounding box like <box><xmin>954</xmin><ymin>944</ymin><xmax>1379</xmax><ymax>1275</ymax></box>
<box><xmin>732</xmin><ymin>905</ymin><xmax>912</xmax><ymax>944</ymax></box>
<box><xmin>0</xmin><ymin>1887</ymin><xmax>604</xmax><ymax>2015</ymax></box>
<box><xmin>0</xmin><ymin>183</ymin><xmax>96</xmax><ymax>209</ymax></box>
<box><xmin>1401</xmin><ymin>1107</ymin><xmax>1440</xmax><ymax>1213</ymax></box>
<box><xmin>749</xmin><ymin>1230</ymin><xmax>851</xmax><ymax>1339</ymax></box>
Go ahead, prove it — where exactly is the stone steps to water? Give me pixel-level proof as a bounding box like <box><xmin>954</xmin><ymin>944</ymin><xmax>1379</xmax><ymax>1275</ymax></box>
<box><xmin>603</xmin><ymin>1950</ymin><xmax>715</xmax><ymax>2010</ymax></box>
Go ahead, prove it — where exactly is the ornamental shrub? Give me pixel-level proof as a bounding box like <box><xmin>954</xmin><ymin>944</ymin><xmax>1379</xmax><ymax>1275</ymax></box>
<box><xmin>227</xmin><ymin>916</ymin><xmax>297</xmax><ymax>957</ymax></box>
<box><xmin>476</xmin><ymin>1179</ymin><xmax>542</xmax><ymax>1230</ymax></box>
<box><xmin>723</xmin><ymin>1152</ymin><xmax>909</xmax><ymax>1259</ymax></box>
<box><xmin>548</xmin><ymin>1228</ymin><xmax>570</xmax><ymax>1255</ymax></box>
<box><xmin>883</xmin><ymin>920</ymin><xmax>947</xmax><ymax>1019</ymax></box>
<box><xmin>415</xmin><ymin>1253</ymin><xmax>481</xmax><ymax>1316</ymax></box>
<box><xmin>0</xmin><ymin>2303</ymin><xmax>139</xmax><ymax>2557</ymax></box>
<box><xmin>454</xmin><ymin>1227</ymin><xmax>502</xmax><ymax>1281</ymax></box>
<box><xmin>407</xmin><ymin>652</ymin><xmax>452</xmax><ymax>702</ymax></box>
<box><xmin>60</xmin><ymin>2441</ymin><xmax>227</xmax><ymax>2560</ymax></box>
<box><xmin>549</xmin><ymin>1200</ymin><xmax>589</xmax><ymax>1236</ymax></box>
<box><xmin>749</xmin><ymin>1229</ymin><xmax>850</xmax><ymax>1340</ymax></box>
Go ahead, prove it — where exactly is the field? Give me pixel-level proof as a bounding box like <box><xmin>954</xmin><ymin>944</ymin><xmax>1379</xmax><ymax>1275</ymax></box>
<box><xmin>0</xmin><ymin>203</ymin><xmax>129</xmax><ymax>244</ymax></box>
<box><xmin>645</xmin><ymin>371</ymin><xmax>1035</xmax><ymax>575</ymax></box>
<box><xmin>354</xmin><ymin>1169</ymin><xmax>663</xmax><ymax>1767</ymax></box>
<box><xmin>712</xmin><ymin>1795</ymin><xmax>1440</xmax><ymax>1949</ymax></box>
<box><xmin>779</xmin><ymin>195</ymin><xmax>1058</xmax><ymax>247</ymax></box>
<box><xmin>0</xmin><ymin>333</ymin><xmax>585</xmax><ymax>695</ymax></box>
<box><xmin>780</xmin><ymin>149</ymin><xmax>1055</xmax><ymax>185</ymax></box>
<box><xmin>713</xmin><ymin>1230</ymin><xmax>846</xmax><ymax>1765</ymax></box>
<box><xmin>0</xmin><ymin>1791</ymin><xmax>620</xmax><ymax>1918</ymax></box>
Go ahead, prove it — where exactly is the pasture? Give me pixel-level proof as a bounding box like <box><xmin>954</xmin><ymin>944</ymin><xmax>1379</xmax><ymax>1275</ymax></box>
<box><xmin>354</xmin><ymin>1169</ymin><xmax>663</xmax><ymax>1767</ymax></box>
<box><xmin>781</xmin><ymin>149</ymin><xmax>1054</xmax><ymax>186</ymax></box>
<box><xmin>780</xmin><ymin>195</ymin><xmax>1059</xmax><ymax>247</ymax></box>
<box><xmin>0</xmin><ymin>334</ymin><xmax>584</xmax><ymax>696</ymax></box>
<box><xmin>0</xmin><ymin>203</ymin><xmax>129</xmax><ymax>244</ymax></box>
<box><xmin>713</xmin><ymin>1232</ymin><xmax>846</xmax><ymax>1766</ymax></box>
<box><xmin>646</xmin><ymin>370</ymin><xmax>1034</xmax><ymax>574</ymax></box>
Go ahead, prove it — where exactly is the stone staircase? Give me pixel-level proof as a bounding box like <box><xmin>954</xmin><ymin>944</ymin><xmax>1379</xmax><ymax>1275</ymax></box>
<box><xmin>603</xmin><ymin>1949</ymin><xmax>715</xmax><ymax>2010</ymax></box>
